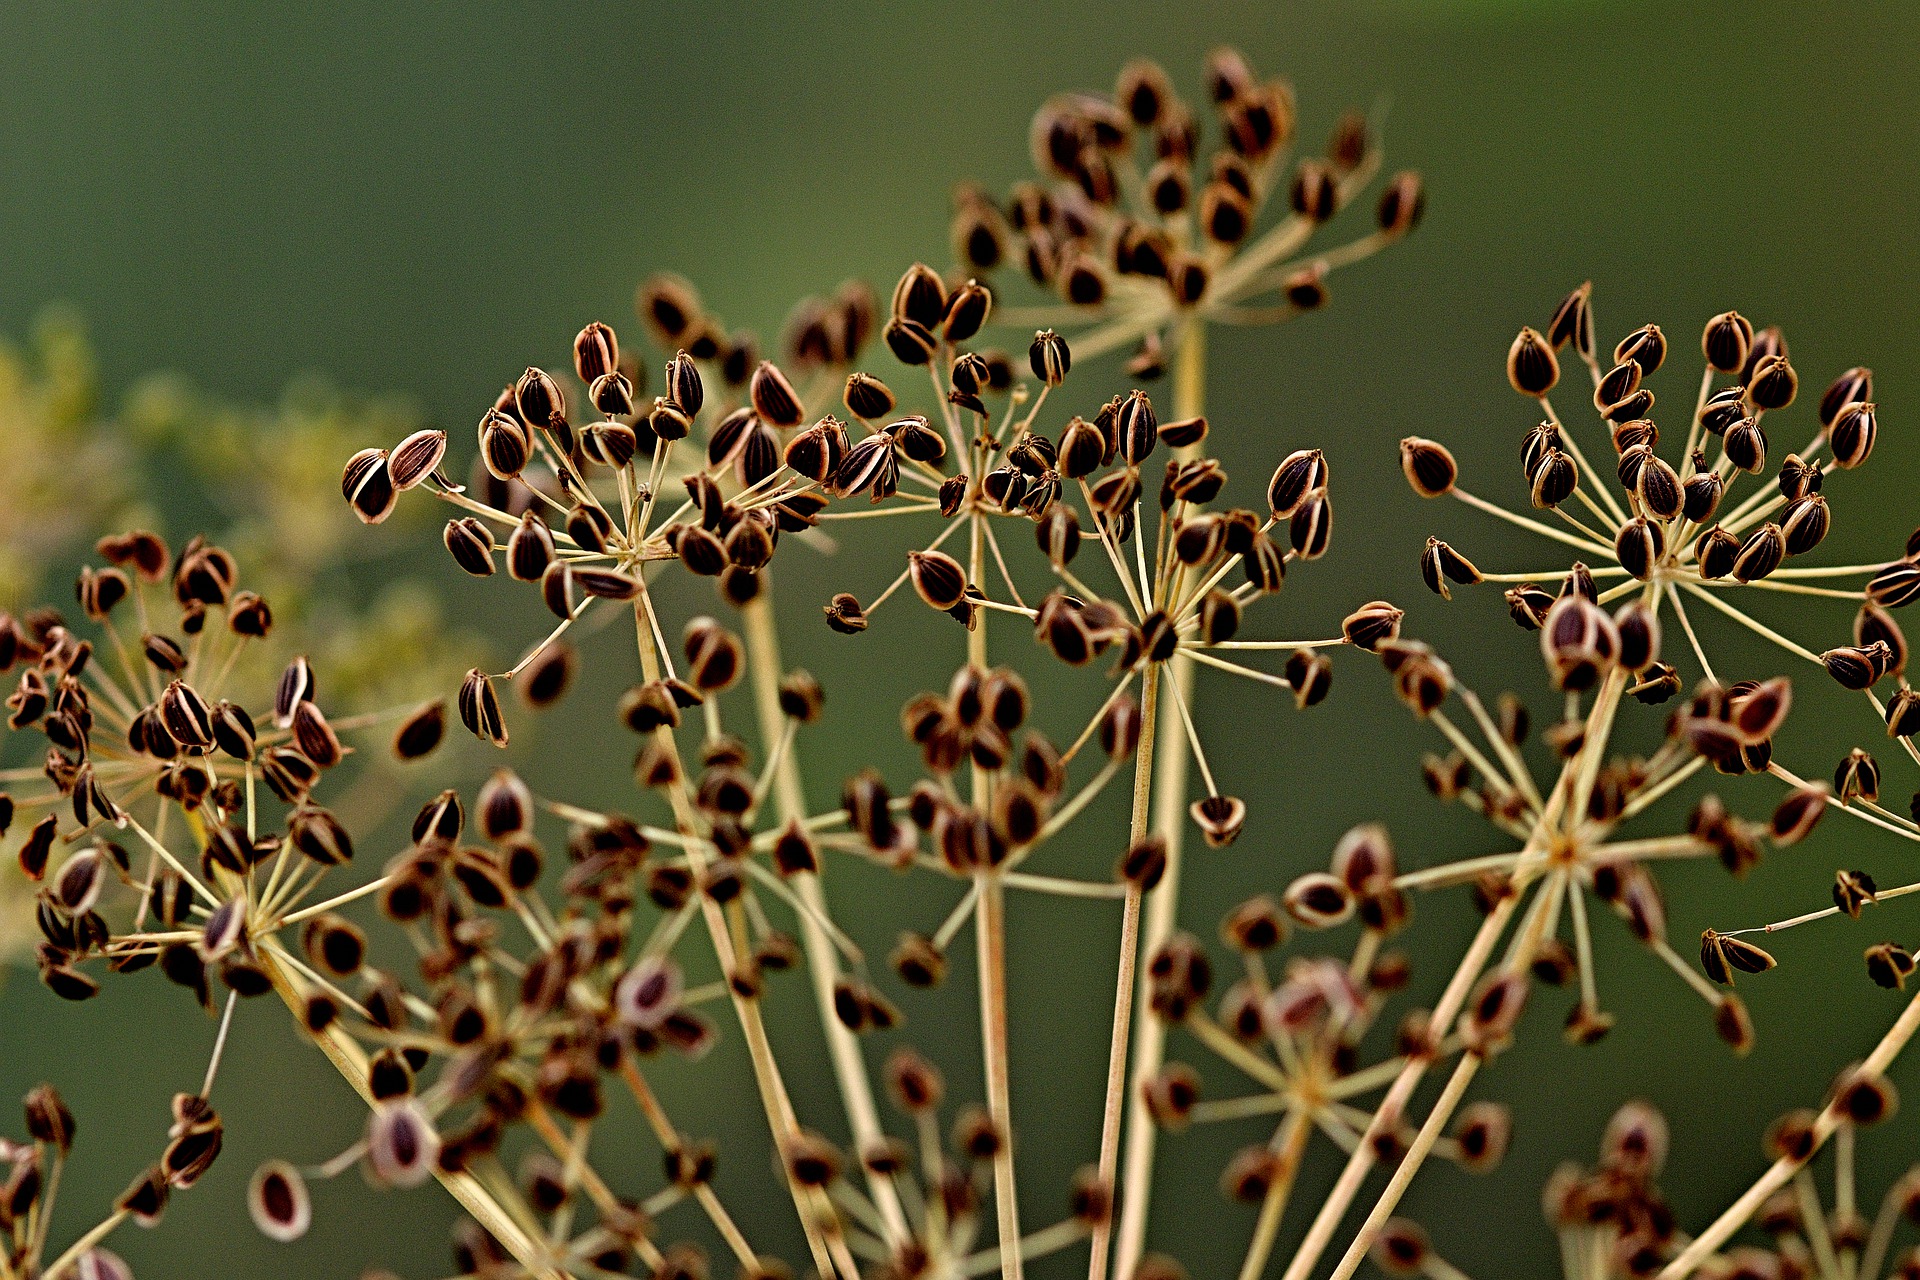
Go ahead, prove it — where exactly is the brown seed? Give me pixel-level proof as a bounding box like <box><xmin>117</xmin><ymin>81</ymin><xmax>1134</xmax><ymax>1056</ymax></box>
<box><xmin>393</xmin><ymin>701</ymin><xmax>445</xmax><ymax>760</ymax></box>
<box><xmin>1506</xmin><ymin>327</ymin><xmax>1559</xmax><ymax>397</ymax></box>
<box><xmin>1399</xmin><ymin>437</ymin><xmax>1456</xmax><ymax>498</ymax></box>
<box><xmin>1547</xmin><ymin>281</ymin><xmax>1595</xmax><ymax>359</ymax></box>
<box><xmin>1700</xmin><ymin>929</ymin><xmax>1776</xmax><ymax>986</ymax></box>
<box><xmin>248</xmin><ymin>1160</ymin><xmax>312</xmax><ymax>1243</ymax></box>
<box><xmin>388</xmin><ymin>429</ymin><xmax>448</xmax><ymax>491</ymax></box>
<box><xmin>457</xmin><ymin>669</ymin><xmax>508</xmax><ymax>747</ymax></box>
<box><xmin>1866</xmin><ymin>942</ymin><xmax>1916</xmax><ymax>990</ymax></box>
<box><xmin>341</xmin><ymin>448</ymin><xmax>398</xmax><ymax>525</ymax></box>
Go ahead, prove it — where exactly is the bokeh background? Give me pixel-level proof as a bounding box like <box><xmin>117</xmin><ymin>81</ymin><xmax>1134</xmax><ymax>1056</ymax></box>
<box><xmin>4</xmin><ymin>2</ymin><xmax>1920</xmax><ymax>1277</ymax></box>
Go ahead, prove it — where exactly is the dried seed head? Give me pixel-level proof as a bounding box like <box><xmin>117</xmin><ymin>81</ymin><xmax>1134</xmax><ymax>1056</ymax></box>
<box><xmin>1602</xmin><ymin>1100</ymin><xmax>1670</xmax><ymax>1179</ymax></box>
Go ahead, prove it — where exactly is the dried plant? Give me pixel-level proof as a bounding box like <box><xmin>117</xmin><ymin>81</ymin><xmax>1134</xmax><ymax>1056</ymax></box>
<box><xmin>6</xmin><ymin>44</ymin><xmax>1920</xmax><ymax>1280</ymax></box>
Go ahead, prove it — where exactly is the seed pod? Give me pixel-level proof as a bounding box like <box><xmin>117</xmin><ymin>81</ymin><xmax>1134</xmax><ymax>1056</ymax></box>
<box><xmin>1399</xmin><ymin>437</ymin><xmax>1456</xmax><ymax>498</ymax></box>
<box><xmin>1029</xmin><ymin>329</ymin><xmax>1071</xmax><ymax>387</ymax></box>
<box><xmin>1529</xmin><ymin>449</ymin><xmax>1578</xmax><ymax>509</ymax></box>
<box><xmin>1886</xmin><ymin>688</ymin><xmax>1920</xmax><ymax>738</ymax></box>
<box><xmin>392</xmin><ymin>701</ymin><xmax>445</xmax><ymax>761</ymax></box>
<box><xmin>1289</xmin><ymin>489</ymin><xmax>1332</xmax><ymax>559</ymax></box>
<box><xmin>291</xmin><ymin>700</ymin><xmax>343</xmax><ymax>768</ymax></box>
<box><xmin>367</xmin><ymin>1100</ymin><xmax>440</xmax><ymax>1189</ymax></box>
<box><xmin>1116</xmin><ymin>390</ymin><xmax>1158</xmax><ymax>466</ymax></box>
<box><xmin>247</xmin><ymin>1160</ymin><xmax>312</xmax><ymax>1243</ymax></box>
<box><xmin>1822</xmin><ymin>644</ymin><xmax>1887</xmax><ymax>691</ymax></box>
<box><xmin>1546</xmin><ymin>281</ymin><xmax>1594</xmax><ymax>359</ymax></box>
<box><xmin>1746</xmin><ymin>353</ymin><xmax>1798</xmax><ymax>411</ymax></box>
<box><xmin>1866</xmin><ymin>942</ymin><xmax>1916</xmax><ymax>990</ymax></box>
<box><xmin>1766</xmin><ymin>783</ymin><xmax>1829</xmax><ymax>845</ymax></box>
<box><xmin>513</xmin><ymin>367</ymin><xmax>564</xmax><ymax>428</ymax></box>
<box><xmin>1635</xmin><ymin>453</ymin><xmax>1682</xmax><ymax>520</ymax></box>
<box><xmin>1702</xmin><ymin>311</ymin><xmax>1753</xmax><ymax>372</ymax></box>
<box><xmin>1461</xmin><ymin>971</ymin><xmax>1530</xmax><ymax>1054</ymax></box>
<box><xmin>1614</xmin><ymin>603</ymin><xmax>1660</xmax><ymax>672</ymax></box>
<box><xmin>1285</xmin><ymin>649</ymin><xmax>1333</xmax><ymax>708</ymax></box>
<box><xmin>1268</xmin><ymin>449</ymin><xmax>1327</xmax><ymax>519</ymax></box>
<box><xmin>1869</xmin><ymin>561</ymin><xmax>1920</xmax><ymax>609</ymax></box>
<box><xmin>889</xmin><ymin>414</ymin><xmax>947</xmax><ymax>463</ymax></box>
<box><xmin>1695</xmin><ymin>526</ymin><xmax>1739</xmax><ymax>580</ymax></box>
<box><xmin>1731</xmin><ymin>523</ymin><xmax>1786</xmax><ymax>583</ymax></box>
<box><xmin>1191</xmin><ymin>795</ymin><xmax>1246</xmax><ymax>847</ymax></box>
<box><xmin>1283</xmin><ymin>872</ymin><xmax>1354</xmax><ymax>928</ymax></box>
<box><xmin>1342</xmin><ymin>601</ymin><xmax>1403</xmax><ymax>652</ymax></box>
<box><xmin>54</xmin><ymin>845</ymin><xmax>107</xmax><ymax>916</ymax></box>
<box><xmin>908</xmin><ymin>550</ymin><xmax>968</xmax><ymax>612</ymax></box>
<box><xmin>1700</xmin><ymin>929</ymin><xmax>1776</xmax><ymax>986</ymax></box>
<box><xmin>476</xmin><ymin>408</ymin><xmax>532</xmax><ymax>481</ymax></box>
<box><xmin>1835</xmin><ymin>868</ymin><xmax>1879</xmax><ymax>918</ymax></box>
<box><xmin>1594</xmin><ymin>360</ymin><xmax>1642</xmax><ymax>415</ymax></box>
<box><xmin>1830</xmin><ymin>402</ymin><xmax>1877</xmax><ymax>469</ymax></box>
<box><xmin>443</xmin><ymin>518</ymin><xmax>495</xmax><ymax>577</ymax></box>
<box><xmin>1679</xmin><ymin>469</ymin><xmax>1723</xmax><ymax>524</ymax></box>
<box><xmin>341</xmin><ymin>448</ymin><xmax>398</xmax><ymax>525</ymax></box>
<box><xmin>1614</xmin><ymin>518</ymin><xmax>1662</xmax><ymax>581</ymax></box>
<box><xmin>1375</xmin><ymin>169</ymin><xmax>1426</xmax><ymax>235</ymax></box>
<box><xmin>1452</xmin><ymin>1101</ymin><xmax>1512</xmax><ymax>1172</ymax></box>
<box><xmin>506</xmin><ymin>511</ymin><xmax>555</xmax><ymax>582</ymax></box>
<box><xmin>747</xmin><ymin>360</ymin><xmax>804</xmax><ymax>429</ymax></box>
<box><xmin>1721</xmin><ymin>416</ymin><xmax>1769</xmax><ymax>476</ymax></box>
<box><xmin>1420</xmin><ymin>538</ymin><xmax>1480</xmax><ymax>601</ymax></box>
<box><xmin>823</xmin><ymin>593</ymin><xmax>868</xmax><ymax>635</ymax></box>
<box><xmin>458</xmin><ymin>670</ymin><xmax>508</xmax><ymax>748</ymax></box>
<box><xmin>1614</xmin><ymin>323</ymin><xmax>1667</xmax><ymax>376</ymax></box>
<box><xmin>1506</xmin><ymin>327</ymin><xmax>1559</xmax><ymax>397</ymax></box>
<box><xmin>1835</xmin><ymin>748</ymin><xmax>1880</xmax><ymax>804</ymax></box>
<box><xmin>388</xmin><ymin>429</ymin><xmax>447</xmax><ymax>492</ymax></box>
<box><xmin>161</xmin><ymin>680</ymin><xmax>214</xmax><ymax>749</ymax></box>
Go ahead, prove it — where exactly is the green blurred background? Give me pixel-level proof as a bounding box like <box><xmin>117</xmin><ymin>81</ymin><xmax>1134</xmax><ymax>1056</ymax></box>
<box><xmin>5</xmin><ymin>2</ymin><xmax>1920</xmax><ymax>1276</ymax></box>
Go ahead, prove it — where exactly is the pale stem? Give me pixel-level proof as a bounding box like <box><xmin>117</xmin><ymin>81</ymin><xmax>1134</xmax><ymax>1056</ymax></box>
<box><xmin>1111</xmin><ymin>318</ymin><xmax>1205</xmax><ymax>1280</ymax></box>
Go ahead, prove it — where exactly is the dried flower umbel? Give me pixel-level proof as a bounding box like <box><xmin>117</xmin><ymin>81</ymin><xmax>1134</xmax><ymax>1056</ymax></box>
<box><xmin>336</xmin><ymin>47</ymin><xmax>1419</xmax><ymax>1268</ymax></box>
<box><xmin>951</xmin><ymin>48</ymin><xmax>1423</xmax><ymax>375</ymax></box>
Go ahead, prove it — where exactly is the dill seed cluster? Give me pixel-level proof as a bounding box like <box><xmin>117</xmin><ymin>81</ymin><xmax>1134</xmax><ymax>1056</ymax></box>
<box><xmin>4</xmin><ymin>43</ymin><xmax>1920</xmax><ymax>1280</ymax></box>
